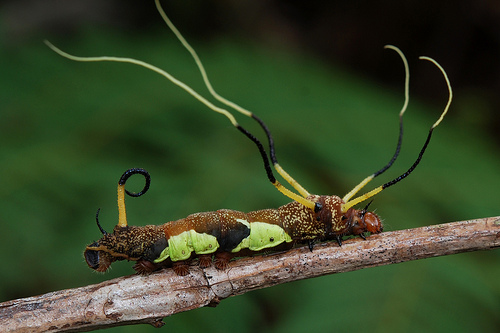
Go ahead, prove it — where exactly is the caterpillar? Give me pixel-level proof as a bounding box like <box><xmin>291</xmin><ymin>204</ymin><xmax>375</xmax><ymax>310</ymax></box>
<box><xmin>46</xmin><ymin>0</ymin><xmax>452</xmax><ymax>276</ymax></box>
<box><xmin>84</xmin><ymin>168</ymin><xmax>383</xmax><ymax>275</ymax></box>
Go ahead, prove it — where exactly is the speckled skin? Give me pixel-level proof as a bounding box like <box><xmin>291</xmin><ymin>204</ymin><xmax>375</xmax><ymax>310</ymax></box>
<box><xmin>84</xmin><ymin>195</ymin><xmax>382</xmax><ymax>275</ymax></box>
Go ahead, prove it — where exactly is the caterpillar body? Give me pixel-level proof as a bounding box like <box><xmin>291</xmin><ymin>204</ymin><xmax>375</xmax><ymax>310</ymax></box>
<box><xmin>85</xmin><ymin>170</ymin><xmax>381</xmax><ymax>276</ymax></box>
<box><xmin>48</xmin><ymin>0</ymin><xmax>452</xmax><ymax>276</ymax></box>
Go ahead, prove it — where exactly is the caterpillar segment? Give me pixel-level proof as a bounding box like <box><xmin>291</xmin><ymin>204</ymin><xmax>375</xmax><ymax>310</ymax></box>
<box><xmin>84</xmin><ymin>172</ymin><xmax>382</xmax><ymax>276</ymax></box>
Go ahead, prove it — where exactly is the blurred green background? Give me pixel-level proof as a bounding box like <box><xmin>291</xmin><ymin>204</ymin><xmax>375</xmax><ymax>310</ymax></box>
<box><xmin>1</xmin><ymin>1</ymin><xmax>499</xmax><ymax>332</ymax></box>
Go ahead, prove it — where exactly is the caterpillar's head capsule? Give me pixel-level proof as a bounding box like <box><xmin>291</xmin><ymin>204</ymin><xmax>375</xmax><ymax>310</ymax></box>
<box><xmin>343</xmin><ymin>207</ymin><xmax>383</xmax><ymax>237</ymax></box>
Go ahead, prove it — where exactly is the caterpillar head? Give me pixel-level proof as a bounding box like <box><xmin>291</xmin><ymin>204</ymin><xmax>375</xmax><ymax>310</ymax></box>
<box><xmin>343</xmin><ymin>205</ymin><xmax>383</xmax><ymax>237</ymax></box>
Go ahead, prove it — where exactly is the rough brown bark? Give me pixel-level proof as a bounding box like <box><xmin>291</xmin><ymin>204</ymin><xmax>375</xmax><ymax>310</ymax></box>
<box><xmin>1</xmin><ymin>216</ymin><xmax>499</xmax><ymax>333</ymax></box>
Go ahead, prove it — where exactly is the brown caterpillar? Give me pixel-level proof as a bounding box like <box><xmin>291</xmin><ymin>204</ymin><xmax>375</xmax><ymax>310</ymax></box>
<box><xmin>47</xmin><ymin>0</ymin><xmax>452</xmax><ymax>276</ymax></box>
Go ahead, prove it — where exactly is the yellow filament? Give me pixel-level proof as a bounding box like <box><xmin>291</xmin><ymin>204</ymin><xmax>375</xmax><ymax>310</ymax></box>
<box><xmin>342</xmin><ymin>186</ymin><xmax>382</xmax><ymax>213</ymax></box>
<box><xmin>155</xmin><ymin>0</ymin><xmax>311</xmax><ymax>200</ymax></box>
<box><xmin>343</xmin><ymin>45</ymin><xmax>410</xmax><ymax>203</ymax></box>
<box><xmin>154</xmin><ymin>0</ymin><xmax>252</xmax><ymax>118</ymax></box>
<box><xmin>385</xmin><ymin>45</ymin><xmax>410</xmax><ymax>119</ymax></box>
<box><xmin>45</xmin><ymin>1</ymin><xmax>316</xmax><ymax>208</ymax></box>
<box><xmin>342</xmin><ymin>175</ymin><xmax>374</xmax><ymax>203</ymax></box>
<box><xmin>274</xmin><ymin>164</ymin><xmax>310</xmax><ymax>197</ymax></box>
<box><xmin>342</xmin><ymin>55</ymin><xmax>453</xmax><ymax>213</ymax></box>
<box><xmin>273</xmin><ymin>181</ymin><xmax>315</xmax><ymax>210</ymax></box>
<box><xmin>419</xmin><ymin>56</ymin><xmax>453</xmax><ymax>129</ymax></box>
<box><xmin>44</xmin><ymin>40</ymin><xmax>239</xmax><ymax>127</ymax></box>
<box><xmin>117</xmin><ymin>184</ymin><xmax>127</xmax><ymax>227</ymax></box>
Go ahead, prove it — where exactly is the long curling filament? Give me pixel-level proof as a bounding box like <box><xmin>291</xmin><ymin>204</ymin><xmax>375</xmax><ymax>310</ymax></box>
<box><xmin>342</xmin><ymin>55</ymin><xmax>452</xmax><ymax>213</ymax></box>
<box><xmin>343</xmin><ymin>45</ymin><xmax>410</xmax><ymax>203</ymax></box>
<box><xmin>44</xmin><ymin>1</ymin><xmax>315</xmax><ymax>209</ymax></box>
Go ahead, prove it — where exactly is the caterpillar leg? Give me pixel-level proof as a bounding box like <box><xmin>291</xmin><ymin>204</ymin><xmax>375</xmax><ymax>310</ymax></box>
<box><xmin>198</xmin><ymin>254</ymin><xmax>213</xmax><ymax>269</ymax></box>
<box><xmin>172</xmin><ymin>261</ymin><xmax>191</xmax><ymax>276</ymax></box>
<box><xmin>214</xmin><ymin>252</ymin><xmax>233</xmax><ymax>271</ymax></box>
<box><xmin>133</xmin><ymin>259</ymin><xmax>165</xmax><ymax>275</ymax></box>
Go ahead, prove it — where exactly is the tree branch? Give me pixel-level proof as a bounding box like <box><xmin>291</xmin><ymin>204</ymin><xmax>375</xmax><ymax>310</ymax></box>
<box><xmin>1</xmin><ymin>216</ymin><xmax>499</xmax><ymax>332</ymax></box>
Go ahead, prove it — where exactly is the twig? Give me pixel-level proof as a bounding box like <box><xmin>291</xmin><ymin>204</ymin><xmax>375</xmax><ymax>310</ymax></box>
<box><xmin>1</xmin><ymin>216</ymin><xmax>499</xmax><ymax>332</ymax></box>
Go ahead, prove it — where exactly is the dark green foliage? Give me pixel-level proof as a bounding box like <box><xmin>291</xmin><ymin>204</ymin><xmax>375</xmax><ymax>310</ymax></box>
<box><xmin>1</xmin><ymin>27</ymin><xmax>498</xmax><ymax>333</ymax></box>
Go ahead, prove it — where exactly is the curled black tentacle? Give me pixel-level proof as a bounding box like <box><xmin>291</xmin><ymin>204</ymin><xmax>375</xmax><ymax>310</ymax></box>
<box><xmin>95</xmin><ymin>208</ymin><xmax>108</xmax><ymax>235</ymax></box>
<box><xmin>119</xmin><ymin>168</ymin><xmax>151</xmax><ymax>197</ymax></box>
